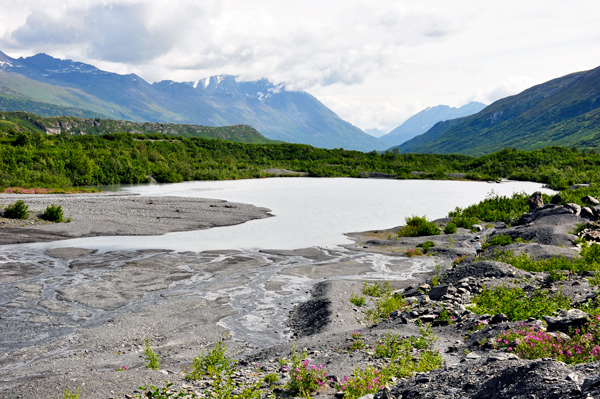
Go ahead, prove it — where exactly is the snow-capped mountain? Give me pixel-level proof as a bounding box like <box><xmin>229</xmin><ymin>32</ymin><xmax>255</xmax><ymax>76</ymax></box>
<box><xmin>0</xmin><ymin>51</ymin><xmax>386</xmax><ymax>151</ymax></box>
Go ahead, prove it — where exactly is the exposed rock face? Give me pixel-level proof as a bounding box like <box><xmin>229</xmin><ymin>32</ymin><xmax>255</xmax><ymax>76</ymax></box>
<box><xmin>551</xmin><ymin>193</ymin><xmax>562</xmax><ymax>204</ymax></box>
<box><xmin>528</xmin><ymin>191</ymin><xmax>544</xmax><ymax>211</ymax></box>
<box><xmin>543</xmin><ymin>309</ymin><xmax>590</xmax><ymax>333</ymax></box>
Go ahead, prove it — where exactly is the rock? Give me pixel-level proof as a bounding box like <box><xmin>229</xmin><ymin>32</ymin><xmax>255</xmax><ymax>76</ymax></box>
<box><xmin>401</xmin><ymin>286</ymin><xmax>419</xmax><ymax>298</ymax></box>
<box><xmin>528</xmin><ymin>191</ymin><xmax>544</xmax><ymax>211</ymax></box>
<box><xmin>582</xmin><ymin>376</ymin><xmax>600</xmax><ymax>392</ymax></box>
<box><xmin>581</xmin><ymin>207</ymin><xmax>596</xmax><ymax>220</ymax></box>
<box><xmin>487</xmin><ymin>352</ymin><xmax>519</xmax><ymax>361</ymax></box>
<box><xmin>418</xmin><ymin>283</ymin><xmax>431</xmax><ymax>292</ymax></box>
<box><xmin>530</xmin><ymin>204</ymin><xmax>573</xmax><ymax>222</ymax></box>
<box><xmin>472</xmin><ymin>224</ymin><xmax>483</xmax><ymax>232</ymax></box>
<box><xmin>583</xmin><ymin>195</ymin><xmax>600</xmax><ymax>206</ymax></box>
<box><xmin>490</xmin><ymin>313</ymin><xmax>509</xmax><ymax>324</ymax></box>
<box><xmin>551</xmin><ymin>194</ymin><xmax>562</xmax><ymax>205</ymax></box>
<box><xmin>466</xmin><ymin>352</ymin><xmax>481</xmax><ymax>359</ymax></box>
<box><xmin>564</xmin><ymin>203</ymin><xmax>582</xmax><ymax>216</ymax></box>
<box><xmin>568</xmin><ymin>183</ymin><xmax>590</xmax><ymax>190</ymax></box>
<box><xmin>357</xmin><ymin>394</ymin><xmax>374</xmax><ymax>399</ymax></box>
<box><xmin>419</xmin><ymin>314</ymin><xmax>437</xmax><ymax>323</ymax></box>
<box><xmin>543</xmin><ymin>309</ymin><xmax>590</xmax><ymax>333</ymax></box>
<box><xmin>373</xmin><ymin>387</ymin><xmax>394</xmax><ymax>399</ymax></box>
<box><xmin>427</xmin><ymin>284</ymin><xmax>457</xmax><ymax>301</ymax></box>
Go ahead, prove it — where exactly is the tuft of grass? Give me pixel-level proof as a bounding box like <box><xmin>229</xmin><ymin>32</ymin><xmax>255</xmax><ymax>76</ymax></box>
<box><xmin>143</xmin><ymin>338</ymin><xmax>160</xmax><ymax>370</ymax></box>
<box><xmin>263</xmin><ymin>372</ymin><xmax>279</xmax><ymax>385</ymax></box>
<box><xmin>350</xmin><ymin>293</ymin><xmax>365</xmax><ymax>307</ymax></box>
<box><xmin>362</xmin><ymin>281</ymin><xmax>392</xmax><ymax>298</ymax></box>
<box><xmin>482</xmin><ymin>234</ymin><xmax>515</xmax><ymax>249</ymax></box>
<box><xmin>41</xmin><ymin>204</ymin><xmax>64</xmax><ymax>222</ymax></box>
<box><xmin>417</xmin><ymin>240</ymin><xmax>436</xmax><ymax>253</ymax></box>
<box><xmin>396</xmin><ymin>216</ymin><xmax>441</xmax><ymax>237</ymax></box>
<box><xmin>4</xmin><ymin>199</ymin><xmax>30</xmax><ymax>219</ymax></box>
<box><xmin>404</xmin><ymin>248</ymin><xmax>424</xmax><ymax>257</ymax></box>
<box><xmin>364</xmin><ymin>292</ymin><xmax>407</xmax><ymax>325</ymax></box>
<box><xmin>61</xmin><ymin>388</ymin><xmax>80</xmax><ymax>399</ymax></box>
<box><xmin>471</xmin><ymin>284</ymin><xmax>571</xmax><ymax>321</ymax></box>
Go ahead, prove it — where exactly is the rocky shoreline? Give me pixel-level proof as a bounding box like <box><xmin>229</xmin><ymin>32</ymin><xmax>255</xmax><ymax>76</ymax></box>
<box><xmin>2</xmin><ymin>193</ymin><xmax>600</xmax><ymax>398</ymax></box>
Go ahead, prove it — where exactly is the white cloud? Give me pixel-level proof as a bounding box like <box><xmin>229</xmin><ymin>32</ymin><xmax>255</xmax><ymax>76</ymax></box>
<box><xmin>0</xmin><ymin>0</ymin><xmax>600</xmax><ymax>130</ymax></box>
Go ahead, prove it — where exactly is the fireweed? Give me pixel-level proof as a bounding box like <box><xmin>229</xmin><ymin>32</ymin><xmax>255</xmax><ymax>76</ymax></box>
<box><xmin>285</xmin><ymin>345</ymin><xmax>329</xmax><ymax>398</ymax></box>
<box><xmin>495</xmin><ymin>316</ymin><xmax>600</xmax><ymax>365</ymax></box>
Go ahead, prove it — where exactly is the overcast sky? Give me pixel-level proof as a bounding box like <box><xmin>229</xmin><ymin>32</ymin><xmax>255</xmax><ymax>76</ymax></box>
<box><xmin>1</xmin><ymin>0</ymin><xmax>599</xmax><ymax>133</ymax></box>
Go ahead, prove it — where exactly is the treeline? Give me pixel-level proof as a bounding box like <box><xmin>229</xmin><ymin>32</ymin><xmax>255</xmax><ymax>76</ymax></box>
<box><xmin>2</xmin><ymin>128</ymin><xmax>600</xmax><ymax>190</ymax></box>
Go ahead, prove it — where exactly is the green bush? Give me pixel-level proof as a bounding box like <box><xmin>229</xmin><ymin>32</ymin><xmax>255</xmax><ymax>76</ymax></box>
<box><xmin>471</xmin><ymin>284</ymin><xmax>571</xmax><ymax>321</ymax></box>
<box><xmin>444</xmin><ymin>223</ymin><xmax>457</xmax><ymax>234</ymax></box>
<box><xmin>350</xmin><ymin>293</ymin><xmax>365</xmax><ymax>307</ymax></box>
<box><xmin>285</xmin><ymin>345</ymin><xmax>329</xmax><ymax>397</ymax></box>
<box><xmin>362</xmin><ymin>281</ymin><xmax>392</xmax><ymax>297</ymax></box>
<box><xmin>417</xmin><ymin>240</ymin><xmax>436</xmax><ymax>253</ymax></box>
<box><xmin>396</xmin><ymin>216</ymin><xmax>441</xmax><ymax>237</ymax></box>
<box><xmin>452</xmin><ymin>216</ymin><xmax>480</xmax><ymax>230</ymax></box>
<box><xmin>482</xmin><ymin>234</ymin><xmax>514</xmax><ymax>249</ymax></box>
<box><xmin>143</xmin><ymin>338</ymin><xmax>160</xmax><ymax>370</ymax></box>
<box><xmin>4</xmin><ymin>200</ymin><xmax>29</xmax><ymax>219</ymax></box>
<box><xmin>41</xmin><ymin>204</ymin><xmax>64</xmax><ymax>222</ymax></box>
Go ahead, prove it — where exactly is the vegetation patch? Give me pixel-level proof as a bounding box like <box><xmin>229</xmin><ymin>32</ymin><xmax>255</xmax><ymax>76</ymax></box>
<box><xmin>396</xmin><ymin>216</ymin><xmax>441</xmax><ymax>237</ymax></box>
<box><xmin>142</xmin><ymin>338</ymin><xmax>160</xmax><ymax>370</ymax></box>
<box><xmin>471</xmin><ymin>285</ymin><xmax>571</xmax><ymax>321</ymax></box>
<box><xmin>495</xmin><ymin>317</ymin><xmax>600</xmax><ymax>365</ymax></box>
<box><xmin>41</xmin><ymin>204</ymin><xmax>65</xmax><ymax>222</ymax></box>
<box><xmin>3</xmin><ymin>199</ymin><xmax>29</xmax><ymax>219</ymax></box>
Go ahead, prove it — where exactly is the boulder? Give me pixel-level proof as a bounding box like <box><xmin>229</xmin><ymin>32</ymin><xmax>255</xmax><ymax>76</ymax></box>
<box><xmin>564</xmin><ymin>203</ymin><xmax>582</xmax><ymax>216</ymax></box>
<box><xmin>528</xmin><ymin>191</ymin><xmax>544</xmax><ymax>211</ymax></box>
<box><xmin>568</xmin><ymin>183</ymin><xmax>590</xmax><ymax>190</ymax></box>
<box><xmin>582</xmin><ymin>195</ymin><xmax>600</xmax><ymax>206</ymax></box>
<box><xmin>581</xmin><ymin>206</ymin><xmax>596</xmax><ymax>220</ymax></box>
<box><xmin>427</xmin><ymin>284</ymin><xmax>457</xmax><ymax>300</ymax></box>
<box><xmin>530</xmin><ymin>204</ymin><xmax>573</xmax><ymax>222</ymax></box>
<box><xmin>551</xmin><ymin>194</ymin><xmax>562</xmax><ymax>205</ymax></box>
<box><xmin>472</xmin><ymin>224</ymin><xmax>483</xmax><ymax>232</ymax></box>
<box><xmin>490</xmin><ymin>313</ymin><xmax>509</xmax><ymax>324</ymax></box>
<box><xmin>543</xmin><ymin>309</ymin><xmax>590</xmax><ymax>333</ymax></box>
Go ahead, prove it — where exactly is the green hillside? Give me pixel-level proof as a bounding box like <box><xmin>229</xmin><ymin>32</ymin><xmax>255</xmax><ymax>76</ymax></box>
<box><xmin>396</xmin><ymin>65</ymin><xmax>600</xmax><ymax>155</ymax></box>
<box><xmin>0</xmin><ymin>111</ymin><xmax>276</xmax><ymax>144</ymax></box>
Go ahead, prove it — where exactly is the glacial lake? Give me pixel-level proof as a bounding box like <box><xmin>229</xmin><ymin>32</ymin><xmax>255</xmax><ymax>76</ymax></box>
<box><xmin>37</xmin><ymin>178</ymin><xmax>555</xmax><ymax>252</ymax></box>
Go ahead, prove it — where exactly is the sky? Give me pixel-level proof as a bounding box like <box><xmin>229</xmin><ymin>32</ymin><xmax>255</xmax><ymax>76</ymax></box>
<box><xmin>1</xmin><ymin>0</ymin><xmax>599</xmax><ymax>133</ymax></box>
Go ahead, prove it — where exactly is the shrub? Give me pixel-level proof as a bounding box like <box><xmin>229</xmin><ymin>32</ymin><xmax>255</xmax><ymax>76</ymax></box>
<box><xmin>337</xmin><ymin>366</ymin><xmax>386</xmax><ymax>399</ymax></box>
<box><xmin>4</xmin><ymin>200</ymin><xmax>29</xmax><ymax>219</ymax></box>
<box><xmin>348</xmin><ymin>330</ymin><xmax>366</xmax><ymax>351</ymax></box>
<box><xmin>396</xmin><ymin>216</ymin><xmax>441</xmax><ymax>237</ymax></box>
<box><xmin>471</xmin><ymin>285</ymin><xmax>571</xmax><ymax>321</ymax></box>
<box><xmin>452</xmin><ymin>216</ymin><xmax>480</xmax><ymax>230</ymax></box>
<box><xmin>41</xmin><ymin>204</ymin><xmax>64</xmax><ymax>222</ymax></box>
<box><xmin>143</xmin><ymin>338</ymin><xmax>160</xmax><ymax>370</ymax></box>
<box><xmin>418</xmin><ymin>241</ymin><xmax>436</xmax><ymax>253</ymax></box>
<box><xmin>186</xmin><ymin>341</ymin><xmax>233</xmax><ymax>380</ymax></box>
<box><xmin>365</xmin><ymin>293</ymin><xmax>407</xmax><ymax>325</ymax></box>
<box><xmin>444</xmin><ymin>223</ymin><xmax>457</xmax><ymax>234</ymax></box>
<box><xmin>350</xmin><ymin>293</ymin><xmax>365</xmax><ymax>307</ymax></box>
<box><xmin>263</xmin><ymin>372</ymin><xmax>279</xmax><ymax>385</ymax></box>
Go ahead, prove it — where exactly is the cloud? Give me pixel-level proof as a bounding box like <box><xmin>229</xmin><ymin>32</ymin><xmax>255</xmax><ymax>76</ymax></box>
<box><xmin>465</xmin><ymin>76</ymin><xmax>539</xmax><ymax>105</ymax></box>
<box><xmin>4</xmin><ymin>2</ymin><xmax>195</xmax><ymax>63</ymax></box>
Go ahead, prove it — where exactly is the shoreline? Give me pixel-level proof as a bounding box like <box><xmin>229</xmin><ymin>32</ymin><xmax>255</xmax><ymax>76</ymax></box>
<box><xmin>2</xmin><ymin>192</ymin><xmax>600</xmax><ymax>398</ymax></box>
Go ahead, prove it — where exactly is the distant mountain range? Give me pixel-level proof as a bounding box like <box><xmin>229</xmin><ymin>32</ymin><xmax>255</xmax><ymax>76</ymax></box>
<box><xmin>381</xmin><ymin>102</ymin><xmax>486</xmax><ymax>147</ymax></box>
<box><xmin>395</xmin><ymin>66</ymin><xmax>600</xmax><ymax>155</ymax></box>
<box><xmin>0</xmin><ymin>51</ymin><xmax>387</xmax><ymax>151</ymax></box>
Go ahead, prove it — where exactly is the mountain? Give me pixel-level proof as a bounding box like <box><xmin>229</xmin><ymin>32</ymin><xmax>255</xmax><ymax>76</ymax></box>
<box><xmin>380</xmin><ymin>102</ymin><xmax>486</xmax><ymax>147</ymax></box>
<box><xmin>395</xmin><ymin>66</ymin><xmax>600</xmax><ymax>155</ymax></box>
<box><xmin>0</xmin><ymin>111</ymin><xmax>275</xmax><ymax>144</ymax></box>
<box><xmin>0</xmin><ymin>51</ymin><xmax>387</xmax><ymax>151</ymax></box>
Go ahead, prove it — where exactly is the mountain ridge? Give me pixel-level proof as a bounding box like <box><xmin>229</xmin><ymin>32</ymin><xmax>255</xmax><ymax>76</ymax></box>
<box><xmin>0</xmin><ymin>51</ymin><xmax>387</xmax><ymax>151</ymax></box>
<box><xmin>394</xmin><ymin>66</ymin><xmax>600</xmax><ymax>155</ymax></box>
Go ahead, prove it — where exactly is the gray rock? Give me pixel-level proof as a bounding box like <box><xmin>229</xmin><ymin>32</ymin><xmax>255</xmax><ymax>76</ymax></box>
<box><xmin>564</xmin><ymin>203</ymin><xmax>582</xmax><ymax>216</ymax></box>
<box><xmin>551</xmin><ymin>194</ymin><xmax>562</xmax><ymax>204</ymax></box>
<box><xmin>568</xmin><ymin>183</ymin><xmax>590</xmax><ymax>190</ymax></box>
<box><xmin>582</xmin><ymin>195</ymin><xmax>600</xmax><ymax>206</ymax></box>
<box><xmin>487</xmin><ymin>352</ymin><xmax>519</xmax><ymax>361</ymax></box>
<box><xmin>427</xmin><ymin>284</ymin><xmax>457</xmax><ymax>300</ymax></box>
<box><xmin>528</xmin><ymin>191</ymin><xmax>544</xmax><ymax>211</ymax></box>
<box><xmin>581</xmin><ymin>206</ymin><xmax>596</xmax><ymax>220</ymax></box>
<box><xmin>543</xmin><ymin>309</ymin><xmax>590</xmax><ymax>333</ymax></box>
<box><xmin>472</xmin><ymin>224</ymin><xmax>483</xmax><ymax>232</ymax></box>
<box><xmin>582</xmin><ymin>376</ymin><xmax>600</xmax><ymax>391</ymax></box>
<box><xmin>490</xmin><ymin>313</ymin><xmax>509</xmax><ymax>324</ymax></box>
<box><xmin>357</xmin><ymin>394</ymin><xmax>374</xmax><ymax>399</ymax></box>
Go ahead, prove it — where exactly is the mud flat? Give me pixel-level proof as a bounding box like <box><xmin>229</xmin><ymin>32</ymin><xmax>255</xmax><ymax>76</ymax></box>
<box><xmin>0</xmin><ymin>194</ymin><xmax>273</xmax><ymax>244</ymax></box>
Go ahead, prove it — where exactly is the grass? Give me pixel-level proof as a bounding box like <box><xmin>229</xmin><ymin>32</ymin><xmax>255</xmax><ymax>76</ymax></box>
<box><xmin>470</xmin><ymin>284</ymin><xmax>571</xmax><ymax>321</ymax></box>
<box><xmin>489</xmin><ymin>243</ymin><xmax>600</xmax><ymax>274</ymax></box>
<box><xmin>61</xmin><ymin>388</ymin><xmax>80</xmax><ymax>399</ymax></box>
<box><xmin>143</xmin><ymin>338</ymin><xmax>160</xmax><ymax>370</ymax></box>
<box><xmin>364</xmin><ymin>292</ymin><xmax>407</xmax><ymax>325</ymax></box>
<box><xmin>362</xmin><ymin>281</ymin><xmax>392</xmax><ymax>298</ymax></box>
<box><xmin>396</xmin><ymin>216</ymin><xmax>441</xmax><ymax>237</ymax></box>
<box><xmin>337</xmin><ymin>324</ymin><xmax>442</xmax><ymax>399</ymax></box>
<box><xmin>403</xmin><ymin>248</ymin><xmax>424</xmax><ymax>257</ymax></box>
<box><xmin>481</xmin><ymin>234</ymin><xmax>523</xmax><ymax>249</ymax></box>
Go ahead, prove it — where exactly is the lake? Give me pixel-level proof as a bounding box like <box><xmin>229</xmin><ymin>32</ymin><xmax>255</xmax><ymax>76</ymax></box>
<box><xmin>40</xmin><ymin>177</ymin><xmax>555</xmax><ymax>252</ymax></box>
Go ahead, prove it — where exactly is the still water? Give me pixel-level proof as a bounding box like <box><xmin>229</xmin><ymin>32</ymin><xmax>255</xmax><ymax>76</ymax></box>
<box><xmin>40</xmin><ymin>178</ymin><xmax>555</xmax><ymax>252</ymax></box>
